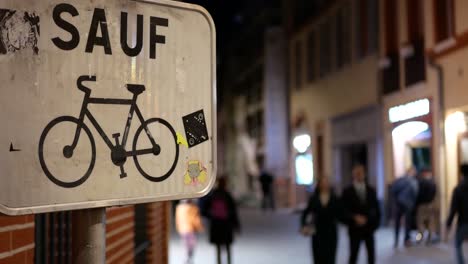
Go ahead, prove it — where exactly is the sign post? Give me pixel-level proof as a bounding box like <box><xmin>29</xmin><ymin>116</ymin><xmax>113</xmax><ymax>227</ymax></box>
<box><xmin>0</xmin><ymin>0</ymin><xmax>216</xmax><ymax>261</ymax></box>
<box><xmin>72</xmin><ymin>208</ymin><xmax>106</xmax><ymax>263</ymax></box>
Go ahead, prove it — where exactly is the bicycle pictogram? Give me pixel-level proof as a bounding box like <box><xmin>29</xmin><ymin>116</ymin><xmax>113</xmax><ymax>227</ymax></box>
<box><xmin>38</xmin><ymin>75</ymin><xmax>179</xmax><ymax>188</ymax></box>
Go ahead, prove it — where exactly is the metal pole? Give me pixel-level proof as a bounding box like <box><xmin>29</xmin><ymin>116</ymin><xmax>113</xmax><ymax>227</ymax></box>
<box><xmin>72</xmin><ymin>208</ymin><xmax>106</xmax><ymax>263</ymax></box>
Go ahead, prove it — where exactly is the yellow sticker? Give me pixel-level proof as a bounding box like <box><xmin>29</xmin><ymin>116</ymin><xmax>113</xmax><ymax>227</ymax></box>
<box><xmin>184</xmin><ymin>160</ymin><xmax>208</xmax><ymax>185</ymax></box>
<box><xmin>176</xmin><ymin>132</ymin><xmax>189</xmax><ymax>148</ymax></box>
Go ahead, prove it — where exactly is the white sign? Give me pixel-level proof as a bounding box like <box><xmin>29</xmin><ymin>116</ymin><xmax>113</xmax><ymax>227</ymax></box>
<box><xmin>0</xmin><ymin>0</ymin><xmax>216</xmax><ymax>215</ymax></box>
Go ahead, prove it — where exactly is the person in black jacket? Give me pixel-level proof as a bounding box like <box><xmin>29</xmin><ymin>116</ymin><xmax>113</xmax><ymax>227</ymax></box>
<box><xmin>259</xmin><ymin>170</ymin><xmax>275</xmax><ymax>211</ymax></box>
<box><xmin>447</xmin><ymin>163</ymin><xmax>468</xmax><ymax>264</ymax></box>
<box><xmin>202</xmin><ymin>177</ymin><xmax>240</xmax><ymax>264</ymax></box>
<box><xmin>342</xmin><ymin>164</ymin><xmax>381</xmax><ymax>264</ymax></box>
<box><xmin>390</xmin><ymin>166</ymin><xmax>418</xmax><ymax>248</ymax></box>
<box><xmin>301</xmin><ymin>176</ymin><xmax>341</xmax><ymax>264</ymax></box>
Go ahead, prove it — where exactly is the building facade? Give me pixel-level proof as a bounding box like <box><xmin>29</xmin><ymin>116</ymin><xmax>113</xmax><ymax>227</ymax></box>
<box><xmin>424</xmin><ymin>0</ymin><xmax>468</xmax><ymax>233</ymax></box>
<box><xmin>286</xmin><ymin>0</ymin><xmax>384</xmax><ymax>208</ymax></box>
<box><xmin>378</xmin><ymin>0</ymin><xmax>468</xmax><ymax>234</ymax></box>
<box><xmin>219</xmin><ymin>8</ymin><xmax>290</xmax><ymax>207</ymax></box>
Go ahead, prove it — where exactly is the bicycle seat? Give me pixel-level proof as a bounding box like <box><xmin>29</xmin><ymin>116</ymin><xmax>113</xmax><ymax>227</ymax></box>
<box><xmin>126</xmin><ymin>84</ymin><xmax>145</xmax><ymax>95</ymax></box>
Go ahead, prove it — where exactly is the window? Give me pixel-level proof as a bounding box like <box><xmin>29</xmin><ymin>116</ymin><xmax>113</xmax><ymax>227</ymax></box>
<box><xmin>355</xmin><ymin>0</ymin><xmax>367</xmax><ymax>58</ymax></box>
<box><xmin>319</xmin><ymin>20</ymin><xmax>332</xmax><ymax>77</ymax></box>
<box><xmin>295</xmin><ymin>153</ymin><xmax>314</xmax><ymax>185</ymax></box>
<box><xmin>384</xmin><ymin>0</ymin><xmax>398</xmax><ymax>54</ymax></box>
<box><xmin>407</xmin><ymin>0</ymin><xmax>424</xmax><ymax>43</ymax></box>
<box><xmin>295</xmin><ymin>41</ymin><xmax>302</xmax><ymax>89</ymax></box>
<box><xmin>336</xmin><ymin>5</ymin><xmax>352</xmax><ymax>69</ymax></box>
<box><xmin>307</xmin><ymin>30</ymin><xmax>316</xmax><ymax>82</ymax></box>
<box><xmin>356</xmin><ymin>0</ymin><xmax>379</xmax><ymax>58</ymax></box>
<box><xmin>367</xmin><ymin>0</ymin><xmax>379</xmax><ymax>53</ymax></box>
<box><xmin>433</xmin><ymin>0</ymin><xmax>454</xmax><ymax>43</ymax></box>
<box><xmin>405</xmin><ymin>0</ymin><xmax>426</xmax><ymax>86</ymax></box>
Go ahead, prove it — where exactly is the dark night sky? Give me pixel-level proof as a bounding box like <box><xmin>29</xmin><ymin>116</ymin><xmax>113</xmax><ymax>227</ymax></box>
<box><xmin>183</xmin><ymin>0</ymin><xmax>281</xmax><ymax>55</ymax></box>
<box><xmin>182</xmin><ymin>0</ymin><xmax>281</xmax><ymax>106</ymax></box>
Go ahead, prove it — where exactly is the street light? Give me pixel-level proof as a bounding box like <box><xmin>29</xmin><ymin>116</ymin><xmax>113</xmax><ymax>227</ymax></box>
<box><xmin>293</xmin><ymin>134</ymin><xmax>311</xmax><ymax>153</ymax></box>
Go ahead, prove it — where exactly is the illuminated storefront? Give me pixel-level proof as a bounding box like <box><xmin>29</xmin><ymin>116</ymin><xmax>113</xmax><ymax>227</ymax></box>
<box><xmin>388</xmin><ymin>98</ymin><xmax>433</xmax><ymax>177</ymax></box>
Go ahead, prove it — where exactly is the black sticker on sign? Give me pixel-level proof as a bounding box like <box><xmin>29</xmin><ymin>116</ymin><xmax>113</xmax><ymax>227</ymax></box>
<box><xmin>0</xmin><ymin>9</ymin><xmax>40</xmax><ymax>55</ymax></box>
<box><xmin>183</xmin><ymin>110</ymin><xmax>209</xmax><ymax>148</ymax></box>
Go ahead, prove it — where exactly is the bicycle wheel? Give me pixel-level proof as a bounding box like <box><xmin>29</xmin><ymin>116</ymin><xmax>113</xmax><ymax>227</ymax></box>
<box><xmin>133</xmin><ymin>118</ymin><xmax>179</xmax><ymax>182</ymax></box>
<box><xmin>38</xmin><ymin>116</ymin><xmax>96</xmax><ymax>188</ymax></box>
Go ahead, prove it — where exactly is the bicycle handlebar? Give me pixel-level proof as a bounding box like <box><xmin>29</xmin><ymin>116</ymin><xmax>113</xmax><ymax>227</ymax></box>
<box><xmin>77</xmin><ymin>75</ymin><xmax>96</xmax><ymax>94</ymax></box>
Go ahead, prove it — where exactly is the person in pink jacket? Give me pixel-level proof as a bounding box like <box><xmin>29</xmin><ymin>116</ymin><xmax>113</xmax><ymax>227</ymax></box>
<box><xmin>176</xmin><ymin>199</ymin><xmax>204</xmax><ymax>264</ymax></box>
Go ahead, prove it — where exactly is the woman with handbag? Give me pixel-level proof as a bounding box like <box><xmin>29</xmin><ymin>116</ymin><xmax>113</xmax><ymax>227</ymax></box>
<box><xmin>301</xmin><ymin>177</ymin><xmax>341</xmax><ymax>264</ymax></box>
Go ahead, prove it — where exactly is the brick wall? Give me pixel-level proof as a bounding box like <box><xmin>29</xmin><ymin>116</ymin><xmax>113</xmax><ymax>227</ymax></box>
<box><xmin>146</xmin><ymin>202</ymin><xmax>170</xmax><ymax>264</ymax></box>
<box><xmin>0</xmin><ymin>203</ymin><xmax>169</xmax><ymax>264</ymax></box>
<box><xmin>0</xmin><ymin>215</ymin><xmax>35</xmax><ymax>264</ymax></box>
<box><xmin>106</xmin><ymin>206</ymin><xmax>135</xmax><ymax>264</ymax></box>
<box><xmin>106</xmin><ymin>202</ymin><xmax>169</xmax><ymax>264</ymax></box>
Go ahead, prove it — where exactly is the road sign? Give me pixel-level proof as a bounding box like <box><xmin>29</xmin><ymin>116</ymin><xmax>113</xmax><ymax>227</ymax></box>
<box><xmin>0</xmin><ymin>0</ymin><xmax>216</xmax><ymax>215</ymax></box>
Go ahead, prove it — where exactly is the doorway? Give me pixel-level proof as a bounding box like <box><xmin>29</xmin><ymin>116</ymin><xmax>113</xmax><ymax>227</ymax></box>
<box><xmin>340</xmin><ymin>143</ymin><xmax>368</xmax><ymax>187</ymax></box>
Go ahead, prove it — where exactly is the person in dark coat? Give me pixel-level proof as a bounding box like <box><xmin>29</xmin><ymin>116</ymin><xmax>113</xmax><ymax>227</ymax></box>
<box><xmin>342</xmin><ymin>164</ymin><xmax>381</xmax><ymax>264</ymax></box>
<box><xmin>301</xmin><ymin>176</ymin><xmax>341</xmax><ymax>264</ymax></box>
<box><xmin>259</xmin><ymin>170</ymin><xmax>275</xmax><ymax>211</ymax></box>
<box><xmin>447</xmin><ymin>164</ymin><xmax>468</xmax><ymax>264</ymax></box>
<box><xmin>202</xmin><ymin>177</ymin><xmax>240</xmax><ymax>264</ymax></box>
<box><xmin>390</xmin><ymin>166</ymin><xmax>419</xmax><ymax>247</ymax></box>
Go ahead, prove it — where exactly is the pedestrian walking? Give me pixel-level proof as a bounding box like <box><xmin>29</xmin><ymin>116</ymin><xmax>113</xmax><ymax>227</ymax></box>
<box><xmin>342</xmin><ymin>164</ymin><xmax>380</xmax><ymax>264</ymax></box>
<box><xmin>415</xmin><ymin>168</ymin><xmax>437</xmax><ymax>245</ymax></box>
<box><xmin>447</xmin><ymin>163</ymin><xmax>468</xmax><ymax>264</ymax></box>
<box><xmin>259</xmin><ymin>170</ymin><xmax>275</xmax><ymax>211</ymax></box>
<box><xmin>175</xmin><ymin>199</ymin><xmax>204</xmax><ymax>264</ymax></box>
<box><xmin>301</xmin><ymin>176</ymin><xmax>341</xmax><ymax>264</ymax></box>
<box><xmin>202</xmin><ymin>177</ymin><xmax>240</xmax><ymax>264</ymax></box>
<box><xmin>390</xmin><ymin>166</ymin><xmax>419</xmax><ymax>248</ymax></box>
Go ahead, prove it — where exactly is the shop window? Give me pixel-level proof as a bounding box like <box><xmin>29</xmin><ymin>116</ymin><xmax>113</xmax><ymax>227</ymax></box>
<box><xmin>293</xmin><ymin>134</ymin><xmax>314</xmax><ymax>185</ymax></box>
<box><xmin>307</xmin><ymin>30</ymin><xmax>316</xmax><ymax>82</ymax></box>
<box><xmin>433</xmin><ymin>0</ymin><xmax>454</xmax><ymax>43</ymax></box>
<box><xmin>295</xmin><ymin>153</ymin><xmax>314</xmax><ymax>185</ymax></box>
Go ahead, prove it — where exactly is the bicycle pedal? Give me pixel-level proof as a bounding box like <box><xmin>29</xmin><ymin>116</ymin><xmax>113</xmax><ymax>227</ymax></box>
<box><xmin>120</xmin><ymin>173</ymin><xmax>127</xmax><ymax>179</ymax></box>
<box><xmin>112</xmin><ymin>133</ymin><xmax>121</xmax><ymax>139</ymax></box>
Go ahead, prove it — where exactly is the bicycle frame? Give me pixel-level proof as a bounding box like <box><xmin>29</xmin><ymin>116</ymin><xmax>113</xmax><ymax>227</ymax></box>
<box><xmin>69</xmin><ymin>91</ymin><xmax>158</xmax><ymax>157</ymax></box>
